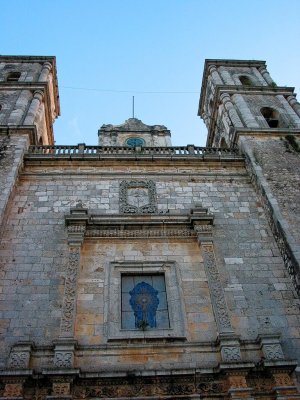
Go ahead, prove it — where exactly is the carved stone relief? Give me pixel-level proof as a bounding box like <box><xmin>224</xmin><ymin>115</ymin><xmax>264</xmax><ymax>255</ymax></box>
<box><xmin>60</xmin><ymin>247</ymin><xmax>81</xmax><ymax>337</ymax></box>
<box><xmin>52</xmin><ymin>382</ymin><xmax>71</xmax><ymax>396</ymax></box>
<box><xmin>263</xmin><ymin>343</ymin><xmax>285</xmax><ymax>360</ymax></box>
<box><xmin>8</xmin><ymin>351</ymin><xmax>29</xmax><ymax>368</ymax></box>
<box><xmin>200</xmin><ymin>243</ymin><xmax>233</xmax><ymax>332</ymax></box>
<box><xmin>85</xmin><ymin>228</ymin><xmax>197</xmax><ymax>238</ymax></box>
<box><xmin>7</xmin><ymin>342</ymin><xmax>33</xmax><ymax>369</ymax></box>
<box><xmin>54</xmin><ymin>352</ymin><xmax>73</xmax><ymax>368</ymax></box>
<box><xmin>272</xmin><ymin>372</ymin><xmax>294</xmax><ymax>387</ymax></box>
<box><xmin>221</xmin><ymin>346</ymin><xmax>242</xmax><ymax>362</ymax></box>
<box><xmin>119</xmin><ymin>180</ymin><xmax>157</xmax><ymax>213</ymax></box>
<box><xmin>3</xmin><ymin>382</ymin><xmax>24</xmax><ymax>398</ymax></box>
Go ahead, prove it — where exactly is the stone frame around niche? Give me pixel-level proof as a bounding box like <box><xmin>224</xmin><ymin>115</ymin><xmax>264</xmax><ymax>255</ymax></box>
<box><xmin>119</xmin><ymin>180</ymin><xmax>157</xmax><ymax>214</ymax></box>
<box><xmin>104</xmin><ymin>261</ymin><xmax>187</xmax><ymax>341</ymax></box>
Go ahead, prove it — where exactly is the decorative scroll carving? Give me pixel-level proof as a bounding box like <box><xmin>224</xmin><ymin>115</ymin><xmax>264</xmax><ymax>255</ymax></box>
<box><xmin>60</xmin><ymin>247</ymin><xmax>81</xmax><ymax>336</ymax></box>
<box><xmin>247</xmin><ymin>374</ymin><xmax>273</xmax><ymax>392</ymax></box>
<box><xmin>201</xmin><ymin>243</ymin><xmax>232</xmax><ymax>331</ymax></box>
<box><xmin>197</xmin><ymin>382</ymin><xmax>224</xmax><ymax>393</ymax></box>
<box><xmin>85</xmin><ymin>228</ymin><xmax>197</xmax><ymax>238</ymax></box>
<box><xmin>10</xmin><ymin>371</ymin><xmax>300</xmax><ymax>399</ymax></box>
<box><xmin>72</xmin><ymin>376</ymin><xmax>226</xmax><ymax>399</ymax></box>
<box><xmin>263</xmin><ymin>344</ymin><xmax>284</xmax><ymax>360</ymax></box>
<box><xmin>119</xmin><ymin>180</ymin><xmax>157</xmax><ymax>213</ymax></box>
<box><xmin>32</xmin><ymin>387</ymin><xmax>50</xmax><ymax>400</ymax></box>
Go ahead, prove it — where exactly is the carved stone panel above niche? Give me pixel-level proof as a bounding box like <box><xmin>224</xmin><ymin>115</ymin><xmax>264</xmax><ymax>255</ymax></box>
<box><xmin>119</xmin><ymin>180</ymin><xmax>157</xmax><ymax>213</ymax></box>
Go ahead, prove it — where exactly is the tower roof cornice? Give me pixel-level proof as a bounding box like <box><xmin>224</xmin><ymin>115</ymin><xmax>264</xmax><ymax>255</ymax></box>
<box><xmin>198</xmin><ymin>59</ymin><xmax>267</xmax><ymax>117</ymax></box>
<box><xmin>0</xmin><ymin>55</ymin><xmax>56</xmax><ymax>63</ymax></box>
<box><xmin>99</xmin><ymin>118</ymin><xmax>169</xmax><ymax>134</ymax></box>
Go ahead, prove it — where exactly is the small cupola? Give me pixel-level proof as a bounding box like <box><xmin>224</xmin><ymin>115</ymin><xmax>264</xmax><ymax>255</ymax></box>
<box><xmin>98</xmin><ymin>117</ymin><xmax>172</xmax><ymax>147</ymax></box>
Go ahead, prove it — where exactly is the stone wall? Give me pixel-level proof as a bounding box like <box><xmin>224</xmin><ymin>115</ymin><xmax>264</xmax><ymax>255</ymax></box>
<box><xmin>0</xmin><ymin>159</ymin><xmax>299</xmax><ymax>370</ymax></box>
<box><xmin>244</xmin><ymin>136</ymin><xmax>300</xmax><ymax>246</ymax></box>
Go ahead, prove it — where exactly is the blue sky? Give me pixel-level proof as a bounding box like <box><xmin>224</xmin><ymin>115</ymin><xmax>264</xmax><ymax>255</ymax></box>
<box><xmin>1</xmin><ymin>0</ymin><xmax>300</xmax><ymax>146</ymax></box>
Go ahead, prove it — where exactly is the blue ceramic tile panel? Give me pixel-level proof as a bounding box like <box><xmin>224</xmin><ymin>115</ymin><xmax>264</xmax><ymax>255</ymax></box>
<box><xmin>130</xmin><ymin>281</ymin><xmax>159</xmax><ymax>328</ymax></box>
<box><xmin>121</xmin><ymin>274</ymin><xmax>170</xmax><ymax>330</ymax></box>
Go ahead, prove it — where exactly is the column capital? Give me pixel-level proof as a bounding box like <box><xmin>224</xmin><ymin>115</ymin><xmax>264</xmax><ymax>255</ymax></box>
<box><xmin>42</xmin><ymin>61</ymin><xmax>52</xmax><ymax>71</ymax></box>
<box><xmin>65</xmin><ymin>202</ymin><xmax>89</xmax><ymax>246</ymax></box>
<box><xmin>33</xmin><ymin>90</ymin><xmax>44</xmax><ymax>102</ymax></box>
<box><xmin>208</xmin><ymin>64</ymin><xmax>218</xmax><ymax>73</ymax></box>
<box><xmin>220</xmin><ymin>92</ymin><xmax>232</xmax><ymax>104</ymax></box>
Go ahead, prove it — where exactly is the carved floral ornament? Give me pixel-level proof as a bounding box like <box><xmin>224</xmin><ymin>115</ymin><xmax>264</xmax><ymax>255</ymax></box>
<box><xmin>119</xmin><ymin>180</ymin><xmax>157</xmax><ymax>213</ymax></box>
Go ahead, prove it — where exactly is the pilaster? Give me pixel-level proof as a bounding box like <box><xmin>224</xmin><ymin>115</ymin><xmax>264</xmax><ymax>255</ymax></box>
<box><xmin>23</xmin><ymin>90</ymin><xmax>44</xmax><ymax>125</ymax></box>
<box><xmin>60</xmin><ymin>203</ymin><xmax>89</xmax><ymax>341</ymax></box>
<box><xmin>232</xmin><ymin>93</ymin><xmax>260</xmax><ymax>128</ymax></box>
<box><xmin>190</xmin><ymin>206</ymin><xmax>242</xmax><ymax>363</ymax></box>
<box><xmin>287</xmin><ymin>95</ymin><xmax>300</xmax><ymax>118</ymax></box>
<box><xmin>208</xmin><ymin>64</ymin><xmax>223</xmax><ymax>85</ymax></box>
<box><xmin>38</xmin><ymin>61</ymin><xmax>52</xmax><ymax>82</ymax></box>
<box><xmin>220</xmin><ymin>93</ymin><xmax>244</xmax><ymax>128</ymax></box>
<box><xmin>258</xmin><ymin>65</ymin><xmax>275</xmax><ymax>85</ymax></box>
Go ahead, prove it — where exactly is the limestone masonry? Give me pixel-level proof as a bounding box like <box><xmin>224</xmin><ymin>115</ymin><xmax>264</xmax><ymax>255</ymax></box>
<box><xmin>0</xmin><ymin>56</ymin><xmax>300</xmax><ymax>399</ymax></box>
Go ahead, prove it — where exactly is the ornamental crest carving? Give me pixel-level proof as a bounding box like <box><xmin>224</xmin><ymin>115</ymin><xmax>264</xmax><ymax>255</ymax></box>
<box><xmin>119</xmin><ymin>180</ymin><xmax>157</xmax><ymax>213</ymax></box>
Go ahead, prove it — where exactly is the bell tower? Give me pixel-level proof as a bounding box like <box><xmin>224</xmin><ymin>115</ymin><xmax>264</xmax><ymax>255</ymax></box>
<box><xmin>198</xmin><ymin>59</ymin><xmax>300</xmax><ymax>147</ymax></box>
<box><xmin>198</xmin><ymin>59</ymin><xmax>300</xmax><ymax>309</ymax></box>
<box><xmin>0</xmin><ymin>55</ymin><xmax>60</xmax><ymax>145</ymax></box>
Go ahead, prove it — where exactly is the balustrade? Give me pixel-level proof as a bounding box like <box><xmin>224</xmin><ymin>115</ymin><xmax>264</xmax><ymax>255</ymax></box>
<box><xmin>26</xmin><ymin>144</ymin><xmax>239</xmax><ymax>158</ymax></box>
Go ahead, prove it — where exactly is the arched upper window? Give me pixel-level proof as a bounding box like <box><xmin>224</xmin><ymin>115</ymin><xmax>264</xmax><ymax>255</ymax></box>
<box><xmin>7</xmin><ymin>72</ymin><xmax>21</xmax><ymax>82</ymax></box>
<box><xmin>261</xmin><ymin>107</ymin><xmax>279</xmax><ymax>128</ymax></box>
<box><xmin>239</xmin><ymin>75</ymin><xmax>253</xmax><ymax>86</ymax></box>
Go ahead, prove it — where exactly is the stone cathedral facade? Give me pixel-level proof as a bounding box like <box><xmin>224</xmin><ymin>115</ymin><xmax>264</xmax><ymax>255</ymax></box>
<box><xmin>0</xmin><ymin>56</ymin><xmax>300</xmax><ymax>399</ymax></box>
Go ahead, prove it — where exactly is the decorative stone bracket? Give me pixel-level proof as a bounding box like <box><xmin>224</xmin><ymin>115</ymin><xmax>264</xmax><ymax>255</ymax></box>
<box><xmin>217</xmin><ymin>334</ymin><xmax>242</xmax><ymax>363</ymax></box>
<box><xmin>257</xmin><ymin>333</ymin><xmax>285</xmax><ymax>361</ymax></box>
<box><xmin>7</xmin><ymin>342</ymin><xmax>34</xmax><ymax>369</ymax></box>
<box><xmin>53</xmin><ymin>340</ymin><xmax>77</xmax><ymax>369</ymax></box>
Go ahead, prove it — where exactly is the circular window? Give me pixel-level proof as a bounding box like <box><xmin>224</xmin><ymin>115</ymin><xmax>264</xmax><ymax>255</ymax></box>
<box><xmin>126</xmin><ymin>137</ymin><xmax>145</xmax><ymax>147</ymax></box>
